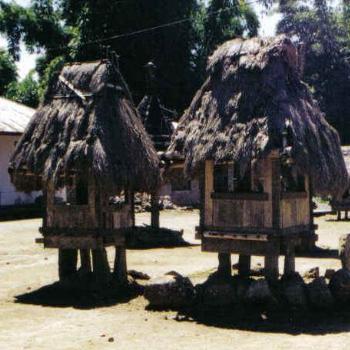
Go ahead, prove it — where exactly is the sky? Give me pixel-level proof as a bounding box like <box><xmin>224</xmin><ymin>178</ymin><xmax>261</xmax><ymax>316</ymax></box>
<box><xmin>0</xmin><ymin>0</ymin><xmax>282</xmax><ymax>80</ymax></box>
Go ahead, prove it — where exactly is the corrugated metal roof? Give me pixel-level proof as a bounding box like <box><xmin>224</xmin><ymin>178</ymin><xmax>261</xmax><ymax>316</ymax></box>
<box><xmin>0</xmin><ymin>97</ymin><xmax>35</xmax><ymax>134</ymax></box>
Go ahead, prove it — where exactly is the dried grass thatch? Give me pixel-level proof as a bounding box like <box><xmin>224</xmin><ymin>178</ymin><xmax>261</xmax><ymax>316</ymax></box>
<box><xmin>9</xmin><ymin>59</ymin><xmax>160</xmax><ymax>193</ymax></box>
<box><xmin>168</xmin><ymin>35</ymin><xmax>348</xmax><ymax>198</ymax></box>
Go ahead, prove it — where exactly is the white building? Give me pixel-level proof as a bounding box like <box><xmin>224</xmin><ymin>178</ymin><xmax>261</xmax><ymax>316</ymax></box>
<box><xmin>0</xmin><ymin>97</ymin><xmax>39</xmax><ymax>207</ymax></box>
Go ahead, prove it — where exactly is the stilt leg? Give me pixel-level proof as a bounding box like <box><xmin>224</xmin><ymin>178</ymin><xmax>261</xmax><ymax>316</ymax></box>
<box><xmin>238</xmin><ymin>254</ymin><xmax>251</xmax><ymax>278</ymax></box>
<box><xmin>284</xmin><ymin>242</ymin><xmax>295</xmax><ymax>276</ymax></box>
<box><xmin>80</xmin><ymin>249</ymin><xmax>92</xmax><ymax>273</ymax></box>
<box><xmin>346</xmin><ymin>211</ymin><xmax>349</xmax><ymax>220</ymax></box>
<box><xmin>265</xmin><ymin>255</ymin><xmax>279</xmax><ymax>281</ymax></box>
<box><xmin>92</xmin><ymin>248</ymin><xmax>110</xmax><ymax>285</ymax></box>
<box><xmin>150</xmin><ymin>191</ymin><xmax>160</xmax><ymax>229</ymax></box>
<box><xmin>338</xmin><ymin>211</ymin><xmax>342</xmax><ymax>221</ymax></box>
<box><xmin>113</xmin><ymin>246</ymin><xmax>128</xmax><ymax>285</ymax></box>
<box><xmin>218</xmin><ymin>253</ymin><xmax>231</xmax><ymax>278</ymax></box>
<box><xmin>58</xmin><ymin>249</ymin><xmax>78</xmax><ymax>282</ymax></box>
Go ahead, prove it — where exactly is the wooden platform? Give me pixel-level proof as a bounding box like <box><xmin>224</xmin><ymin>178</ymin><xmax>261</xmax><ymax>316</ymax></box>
<box><xmin>36</xmin><ymin>226</ymin><xmax>127</xmax><ymax>249</ymax></box>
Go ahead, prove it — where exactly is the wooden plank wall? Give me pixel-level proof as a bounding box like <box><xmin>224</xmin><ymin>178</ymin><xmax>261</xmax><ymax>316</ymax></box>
<box><xmin>206</xmin><ymin>157</ymin><xmax>274</xmax><ymax>229</ymax></box>
<box><xmin>280</xmin><ymin>177</ymin><xmax>310</xmax><ymax>228</ymax></box>
<box><xmin>204</xmin><ymin>160</ymin><xmax>214</xmax><ymax>226</ymax></box>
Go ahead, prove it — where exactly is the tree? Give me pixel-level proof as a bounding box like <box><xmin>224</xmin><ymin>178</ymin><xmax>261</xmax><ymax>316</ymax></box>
<box><xmin>277</xmin><ymin>0</ymin><xmax>350</xmax><ymax>143</ymax></box>
<box><xmin>5</xmin><ymin>70</ymin><xmax>39</xmax><ymax>107</ymax></box>
<box><xmin>61</xmin><ymin>0</ymin><xmax>202</xmax><ymax>111</ymax></box>
<box><xmin>203</xmin><ymin>0</ymin><xmax>259</xmax><ymax>57</ymax></box>
<box><xmin>0</xmin><ymin>48</ymin><xmax>17</xmax><ymax>95</ymax></box>
<box><xmin>0</xmin><ymin>0</ymin><xmax>263</xmax><ymax>112</ymax></box>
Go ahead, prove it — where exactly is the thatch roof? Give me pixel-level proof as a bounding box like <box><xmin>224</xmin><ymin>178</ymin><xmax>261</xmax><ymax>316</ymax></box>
<box><xmin>168</xmin><ymin>35</ymin><xmax>348</xmax><ymax>198</ymax></box>
<box><xmin>9</xmin><ymin>59</ymin><xmax>160</xmax><ymax>193</ymax></box>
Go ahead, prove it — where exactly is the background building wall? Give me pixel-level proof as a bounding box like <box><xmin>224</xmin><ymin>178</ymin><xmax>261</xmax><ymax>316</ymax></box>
<box><xmin>0</xmin><ymin>134</ymin><xmax>40</xmax><ymax>206</ymax></box>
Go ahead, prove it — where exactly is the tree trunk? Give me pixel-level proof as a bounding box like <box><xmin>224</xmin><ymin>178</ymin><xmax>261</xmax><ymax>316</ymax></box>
<box><xmin>238</xmin><ymin>254</ymin><xmax>251</xmax><ymax>278</ymax></box>
<box><xmin>113</xmin><ymin>246</ymin><xmax>128</xmax><ymax>285</ymax></box>
<box><xmin>80</xmin><ymin>249</ymin><xmax>92</xmax><ymax>273</ymax></box>
<box><xmin>58</xmin><ymin>249</ymin><xmax>78</xmax><ymax>282</ymax></box>
<box><xmin>150</xmin><ymin>191</ymin><xmax>160</xmax><ymax>229</ymax></box>
<box><xmin>92</xmin><ymin>248</ymin><xmax>110</xmax><ymax>285</ymax></box>
<box><xmin>217</xmin><ymin>253</ymin><xmax>231</xmax><ymax>278</ymax></box>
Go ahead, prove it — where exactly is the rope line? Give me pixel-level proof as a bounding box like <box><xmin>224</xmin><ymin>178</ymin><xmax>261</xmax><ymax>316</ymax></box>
<box><xmin>45</xmin><ymin>0</ymin><xmax>261</xmax><ymax>52</ymax></box>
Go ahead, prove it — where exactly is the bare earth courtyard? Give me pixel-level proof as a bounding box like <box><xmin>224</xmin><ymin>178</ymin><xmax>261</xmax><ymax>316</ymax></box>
<box><xmin>1</xmin><ymin>210</ymin><xmax>350</xmax><ymax>350</ymax></box>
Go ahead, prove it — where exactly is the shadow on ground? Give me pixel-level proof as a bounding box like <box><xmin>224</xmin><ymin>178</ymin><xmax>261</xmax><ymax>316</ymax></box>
<box><xmin>173</xmin><ymin>307</ymin><xmax>350</xmax><ymax>335</ymax></box>
<box><xmin>15</xmin><ymin>281</ymin><xmax>142</xmax><ymax>309</ymax></box>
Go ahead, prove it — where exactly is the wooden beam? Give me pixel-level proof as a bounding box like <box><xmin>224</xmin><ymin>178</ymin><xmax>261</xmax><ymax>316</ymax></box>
<box><xmin>58</xmin><ymin>249</ymin><xmax>78</xmax><ymax>282</ymax></box>
<box><xmin>92</xmin><ymin>248</ymin><xmax>111</xmax><ymax>284</ymax></box>
<box><xmin>271</xmin><ymin>158</ymin><xmax>281</xmax><ymax>231</ymax></box>
<box><xmin>211</xmin><ymin>192</ymin><xmax>269</xmax><ymax>201</ymax></box>
<box><xmin>150</xmin><ymin>190</ymin><xmax>160</xmax><ymax>229</ymax></box>
<box><xmin>80</xmin><ymin>249</ymin><xmax>92</xmax><ymax>273</ymax></box>
<box><xmin>284</xmin><ymin>241</ymin><xmax>295</xmax><ymax>276</ymax></box>
<box><xmin>238</xmin><ymin>255</ymin><xmax>251</xmax><ymax>278</ymax></box>
<box><xmin>39</xmin><ymin>226</ymin><xmax>130</xmax><ymax>237</ymax></box>
<box><xmin>217</xmin><ymin>253</ymin><xmax>231</xmax><ymax>278</ymax></box>
<box><xmin>41</xmin><ymin>235</ymin><xmax>124</xmax><ymax>249</ymax></box>
<box><xmin>202</xmin><ymin>236</ymin><xmax>280</xmax><ymax>256</ymax></box>
<box><xmin>265</xmin><ymin>255</ymin><xmax>279</xmax><ymax>281</ymax></box>
<box><xmin>113</xmin><ymin>246</ymin><xmax>128</xmax><ymax>285</ymax></box>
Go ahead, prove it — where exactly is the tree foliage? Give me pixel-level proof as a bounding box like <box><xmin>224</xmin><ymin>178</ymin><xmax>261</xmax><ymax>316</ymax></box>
<box><xmin>0</xmin><ymin>48</ymin><xmax>17</xmax><ymax>95</ymax></box>
<box><xmin>277</xmin><ymin>0</ymin><xmax>350</xmax><ymax>143</ymax></box>
<box><xmin>203</xmin><ymin>0</ymin><xmax>259</xmax><ymax>57</ymax></box>
<box><xmin>0</xmin><ymin>0</ymin><xmax>265</xmax><ymax>111</ymax></box>
<box><xmin>5</xmin><ymin>70</ymin><xmax>39</xmax><ymax>107</ymax></box>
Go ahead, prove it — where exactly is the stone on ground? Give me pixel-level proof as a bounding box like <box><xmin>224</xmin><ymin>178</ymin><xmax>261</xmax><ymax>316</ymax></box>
<box><xmin>144</xmin><ymin>273</ymin><xmax>195</xmax><ymax>309</ymax></box>
<box><xmin>244</xmin><ymin>279</ymin><xmax>277</xmax><ymax>306</ymax></box>
<box><xmin>199</xmin><ymin>281</ymin><xmax>236</xmax><ymax>307</ymax></box>
<box><xmin>306</xmin><ymin>277</ymin><xmax>334</xmax><ymax>309</ymax></box>
<box><xmin>303</xmin><ymin>267</ymin><xmax>320</xmax><ymax>280</ymax></box>
<box><xmin>325</xmin><ymin>269</ymin><xmax>336</xmax><ymax>280</ymax></box>
<box><xmin>280</xmin><ymin>273</ymin><xmax>307</xmax><ymax>310</ymax></box>
<box><xmin>329</xmin><ymin>268</ymin><xmax>350</xmax><ymax>304</ymax></box>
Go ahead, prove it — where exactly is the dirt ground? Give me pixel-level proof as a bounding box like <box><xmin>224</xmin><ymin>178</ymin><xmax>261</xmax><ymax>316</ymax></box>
<box><xmin>1</xmin><ymin>210</ymin><xmax>350</xmax><ymax>350</ymax></box>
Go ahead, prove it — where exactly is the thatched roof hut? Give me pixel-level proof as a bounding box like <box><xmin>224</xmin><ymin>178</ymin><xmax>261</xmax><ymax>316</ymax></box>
<box><xmin>168</xmin><ymin>35</ymin><xmax>348</xmax><ymax>198</ymax></box>
<box><xmin>9</xmin><ymin>59</ymin><xmax>160</xmax><ymax>193</ymax></box>
<box><xmin>138</xmin><ymin>62</ymin><xmax>176</xmax><ymax>152</ymax></box>
<box><xmin>138</xmin><ymin>95</ymin><xmax>176</xmax><ymax>151</ymax></box>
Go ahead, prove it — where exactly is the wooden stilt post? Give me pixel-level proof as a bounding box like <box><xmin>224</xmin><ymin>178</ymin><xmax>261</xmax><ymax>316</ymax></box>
<box><xmin>238</xmin><ymin>254</ymin><xmax>251</xmax><ymax>278</ymax></box>
<box><xmin>284</xmin><ymin>241</ymin><xmax>295</xmax><ymax>276</ymax></box>
<box><xmin>113</xmin><ymin>246</ymin><xmax>128</xmax><ymax>285</ymax></box>
<box><xmin>346</xmin><ymin>211</ymin><xmax>349</xmax><ymax>220</ymax></box>
<box><xmin>92</xmin><ymin>248</ymin><xmax>111</xmax><ymax>284</ymax></box>
<box><xmin>150</xmin><ymin>190</ymin><xmax>160</xmax><ymax>229</ymax></box>
<box><xmin>338</xmin><ymin>211</ymin><xmax>342</xmax><ymax>221</ymax></box>
<box><xmin>58</xmin><ymin>249</ymin><xmax>78</xmax><ymax>282</ymax></box>
<box><xmin>80</xmin><ymin>249</ymin><xmax>92</xmax><ymax>273</ymax></box>
<box><xmin>265</xmin><ymin>255</ymin><xmax>279</xmax><ymax>281</ymax></box>
<box><xmin>218</xmin><ymin>253</ymin><xmax>231</xmax><ymax>278</ymax></box>
<box><xmin>130</xmin><ymin>191</ymin><xmax>135</xmax><ymax>227</ymax></box>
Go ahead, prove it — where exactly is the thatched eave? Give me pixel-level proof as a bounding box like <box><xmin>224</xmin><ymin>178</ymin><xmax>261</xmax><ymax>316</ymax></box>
<box><xmin>168</xmin><ymin>35</ymin><xmax>348</xmax><ymax>199</ymax></box>
<box><xmin>9</xmin><ymin>60</ymin><xmax>160</xmax><ymax>193</ymax></box>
